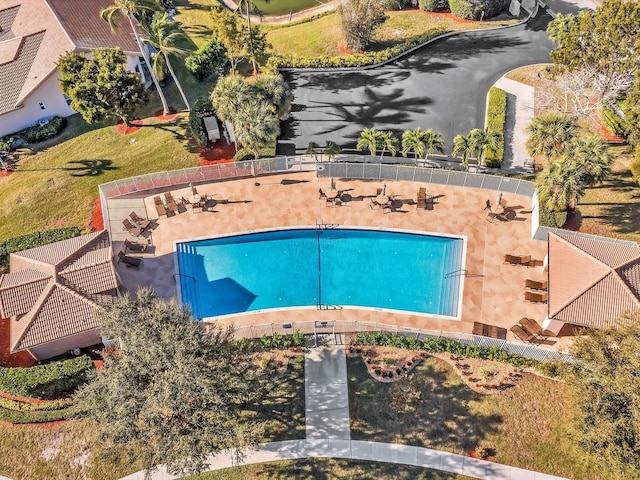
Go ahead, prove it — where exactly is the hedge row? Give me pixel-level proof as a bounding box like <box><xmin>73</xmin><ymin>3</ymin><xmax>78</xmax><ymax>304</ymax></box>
<box><xmin>450</xmin><ymin>0</ymin><xmax>510</xmax><ymax>20</ymax></box>
<box><xmin>0</xmin><ymin>227</ymin><xmax>81</xmax><ymax>273</ymax></box>
<box><xmin>485</xmin><ymin>86</ymin><xmax>507</xmax><ymax>167</ymax></box>
<box><xmin>0</xmin><ymin>405</ymin><xmax>74</xmax><ymax>424</ymax></box>
<box><xmin>233</xmin><ymin>146</ymin><xmax>276</xmax><ymax>162</ymax></box>
<box><xmin>352</xmin><ymin>331</ymin><xmax>540</xmax><ymax>367</ymax></box>
<box><xmin>234</xmin><ymin>331</ymin><xmax>306</xmax><ymax>352</ymax></box>
<box><xmin>599</xmin><ymin>105</ymin><xmax>626</xmax><ymax>137</ymax></box>
<box><xmin>18</xmin><ymin>116</ymin><xmax>66</xmax><ymax>143</ymax></box>
<box><xmin>0</xmin><ymin>395</ymin><xmax>73</xmax><ymax>412</ymax></box>
<box><xmin>0</xmin><ymin>356</ymin><xmax>94</xmax><ymax>399</ymax></box>
<box><xmin>189</xmin><ymin>97</ymin><xmax>216</xmax><ymax>148</ymax></box>
<box><xmin>267</xmin><ymin>27</ymin><xmax>448</xmax><ymax>69</ymax></box>
<box><xmin>630</xmin><ymin>146</ymin><xmax>640</xmax><ymax>185</ymax></box>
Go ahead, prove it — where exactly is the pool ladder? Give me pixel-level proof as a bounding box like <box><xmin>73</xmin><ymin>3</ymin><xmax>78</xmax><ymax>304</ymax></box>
<box><xmin>315</xmin><ymin>220</ymin><xmax>339</xmax><ymax>230</ymax></box>
<box><xmin>316</xmin><ymin>303</ymin><xmax>343</xmax><ymax>310</ymax></box>
<box><xmin>444</xmin><ymin>269</ymin><xmax>484</xmax><ymax>279</ymax></box>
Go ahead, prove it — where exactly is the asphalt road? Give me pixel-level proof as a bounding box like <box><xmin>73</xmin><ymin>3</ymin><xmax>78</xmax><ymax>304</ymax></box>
<box><xmin>277</xmin><ymin>9</ymin><xmax>556</xmax><ymax>156</ymax></box>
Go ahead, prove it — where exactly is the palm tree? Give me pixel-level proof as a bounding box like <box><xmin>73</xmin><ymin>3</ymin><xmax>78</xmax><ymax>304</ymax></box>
<box><xmin>377</xmin><ymin>131</ymin><xmax>399</xmax><ymax>160</ymax></box>
<box><xmin>141</xmin><ymin>13</ymin><xmax>193</xmax><ymax>111</ymax></box>
<box><xmin>357</xmin><ymin>128</ymin><xmax>380</xmax><ymax>156</ymax></box>
<box><xmin>306</xmin><ymin>141</ymin><xmax>320</xmax><ymax>161</ymax></box>
<box><xmin>525</xmin><ymin>112</ymin><xmax>577</xmax><ymax>161</ymax></box>
<box><xmin>324</xmin><ymin>141</ymin><xmax>341</xmax><ymax>161</ymax></box>
<box><xmin>470</xmin><ymin>128</ymin><xmax>502</xmax><ymax>165</ymax></box>
<box><xmin>252</xmin><ymin>73</ymin><xmax>290</xmax><ymax>119</ymax></box>
<box><xmin>452</xmin><ymin>133</ymin><xmax>474</xmax><ymax>169</ymax></box>
<box><xmin>536</xmin><ymin>157</ymin><xmax>587</xmax><ymax>214</ymax></box>
<box><xmin>235</xmin><ymin>0</ymin><xmax>260</xmax><ymax>74</ymax></box>
<box><xmin>211</xmin><ymin>75</ymin><xmax>253</xmax><ymax>151</ymax></box>
<box><xmin>401</xmin><ymin>128</ymin><xmax>427</xmax><ymax>160</ymax></box>
<box><xmin>100</xmin><ymin>0</ymin><xmax>170</xmax><ymax>115</ymax></box>
<box><xmin>422</xmin><ymin>129</ymin><xmax>445</xmax><ymax>159</ymax></box>
<box><xmin>568</xmin><ymin>135</ymin><xmax>611</xmax><ymax>186</ymax></box>
<box><xmin>235</xmin><ymin>100</ymin><xmax>280</xmax><ymax>160</ymax></box>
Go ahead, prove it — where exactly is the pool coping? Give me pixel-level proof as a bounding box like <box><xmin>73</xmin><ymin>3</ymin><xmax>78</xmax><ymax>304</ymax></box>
<box><xmin>173</xmin><ymin>225</ymin><xmax>467</xmax><ymax>323</ymax></box>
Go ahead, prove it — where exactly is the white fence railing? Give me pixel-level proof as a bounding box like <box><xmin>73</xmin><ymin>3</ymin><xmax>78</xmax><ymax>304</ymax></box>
<box><xmin>230</xmin><ymin>320</ymin><xmax>571</xmax><ymax>362</ymax></box>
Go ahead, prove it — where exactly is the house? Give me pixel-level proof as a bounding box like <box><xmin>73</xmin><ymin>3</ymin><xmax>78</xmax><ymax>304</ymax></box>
<box><xmin>0</xmin><ymin>0</ymin><xmax>151</xmax><ymax>138</ymax></box>
<box><xmin>542</xmin><ymin>232</ymin><xmax>640</xmax><ymax>335</ymax></box>
<box><xmin>0</xmin><ymin>231</ymin><xmax>120</xmax><ymax>361</ymax></box>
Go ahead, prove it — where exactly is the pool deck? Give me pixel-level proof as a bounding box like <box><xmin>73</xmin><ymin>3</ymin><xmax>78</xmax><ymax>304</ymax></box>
<box><xmin>115</xmin><ymin>171</ymin><xmax>563</xmax><ymax>349</ymax></box>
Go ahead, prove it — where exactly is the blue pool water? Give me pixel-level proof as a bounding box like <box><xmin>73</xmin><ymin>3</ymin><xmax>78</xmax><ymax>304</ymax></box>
<box><xmin>176</xmin><ymin>228</ymin><xmax>464</xmax><ymax>319</ymax></box>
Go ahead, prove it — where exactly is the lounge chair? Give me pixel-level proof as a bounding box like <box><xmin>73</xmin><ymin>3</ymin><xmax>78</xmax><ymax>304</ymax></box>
<box><xmin>118</xmin><ymin>251</ymin><xmax>142</xmax><ymax>268</ymax></box>
<box><xmin>527</xmin><ymin>259</ymin><xmax>544</xmax><ymax>268</ymax></box>
<box><xmin>525</xmin><ymin>279</ymin><xmax>548</xmax><ymax>291</ymax></box>
<box><xmin>417</xmin><ymin>187</ymin><xmax>427</xmax><ymax>210</ymax></box>
<box><xmin>473</xmin><ymin>322</ymin><xmax>487</xmax><ymax>336</ymax></box>
<box><xmin>510</xmin><ymin>324</ymin><xmax>535</xmax><ymax>343</ymax></box>
<box><xmin>154</xmin><ymin>196</ymin><xmax>168</xmax><ymax>218</ymax></box>
<box><xmin>525</xmin><ymin>291</ymin><xmax>548</xmax><ymax>303</ymax></box>
<box><xmin>519</xmin><ymin>317</ymin><xmax>545</xmax><ymax>338</ymax></box>
<box><xmin>122</xmin><ymin>218</ymin><xmax>150</xmax><ymax>238</ymax></box>
<box><xmin>488</xmin><ymin>325</ymin><xmax>507</xmax><ymax>340</ymax></box>
<box><xmin>124</xmin><ymin>239</ymin><xmax>148</xmax><ymax>253</ymax></box>
<box><xmin>129</xmin><ymin>211</ymin><xmax>151</xmax><ymax>230</ymax></box>
<box><xmin>504</xmin><ymin>254</ymin><xmax>531</xmax><ymax>265</ymax></box>
<box><xmin>164</xmin><ymin>192</ymin><xmax>179</xmax><ymax>216</ymax></box>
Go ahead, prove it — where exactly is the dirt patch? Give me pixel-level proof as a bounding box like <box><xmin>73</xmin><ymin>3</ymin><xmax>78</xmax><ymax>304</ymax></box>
<box><xmin>154</xmin><ymin>107</ymin><xmax>179</xmax><ymax>122</ymax></box>
<box><xmin>250</xmin><ymin>348</ymin><xmax>304</xmax><ymax>382</ymax></box>
<box><xmin>115</xmin><ymin>119</ymin><xmax>143</xmax><ymax>135</ymax></box>
<box><xmin>88</xmin><ymin>197</ymin><xmax>103</xmax><ymax>232</ymax></box>
<box><xmin>198</xmin><ymin>138</ymin><xmax>236</xmax><ymax>166</ymax></box>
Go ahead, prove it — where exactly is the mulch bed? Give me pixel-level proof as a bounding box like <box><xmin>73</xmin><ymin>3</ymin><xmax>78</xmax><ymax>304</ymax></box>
<box><xmin>338</xmin><ymin>42</ymin><xmax>355</xmax><ymax>55</ymax></box>
<box><xmin>198</xmin><ymin>138</ymin><xmax>236</xmax><ymax>166</ymax></box>
<box><xmin>1</xmin><ymin>169</ymin><xmax>14</xmax><ymax>176</ymax></box>
<box><xmin>88</xmin><ymin>197</ymin><xmax>104</xmax><ymax>232</ymax></box>
<box><xmin>154</xmin><ymin>107</ymin><xmax>179</xmax><ymax>122</ymax></box>
<box><xmin>596</xmin><ymin>116</ymin><xmax>626</xmax><ymax>143</ymax></box>
<box><xmin>115</xmin><ymin>119</ymin><xmax>143</xmax><ymax>135</ymax></box>
<box><xmin>0</xmin><ymin>317</ymin><xmax>38</xmax><ymax>368</ymax></box>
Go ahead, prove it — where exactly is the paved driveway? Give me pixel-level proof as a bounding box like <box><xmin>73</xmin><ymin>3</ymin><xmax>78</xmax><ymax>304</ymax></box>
<box><xmin>277</xmin><ymin>10</ymin><xmax>555</xmax><ymax>155</ymax></box>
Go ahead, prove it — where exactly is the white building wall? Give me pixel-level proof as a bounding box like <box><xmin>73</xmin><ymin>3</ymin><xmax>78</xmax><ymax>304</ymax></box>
<box><xmin>0</xmin><ymin>73</ymin><xmax>74</xmax><ymax>138</ymax></box>
<box><xmin>27</xmin><ymin>328</ymin><xmax>102</xmax><ymax>361</ymax></box>
<box><xmin>0</xmin><ymin>52</ymin><xmax>147</xmax><ymax>138</ymax></box>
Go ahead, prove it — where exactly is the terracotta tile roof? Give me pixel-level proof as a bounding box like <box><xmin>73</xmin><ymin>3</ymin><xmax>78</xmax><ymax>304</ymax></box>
<box><xmin>0</xmin><ymin>0</ymin><xmax>141</xmax><ymax>117</ymax></box>
<box><xmin>0</xmin><ymin>276</ymin><xmax>51</xmax><ymax>318</ymax></box>
<box><xmin>549</xmin><ymin>233</ymin><xmax>640</xmax><ymax>329</ymax></box>
<box><xmin>47</xmin><ymin>0</ymin><xmax>140</xmax><ymax>53</ymax></box>
<box><xmin>0</xmin><ymin>230</ymin><xmax>119</xmax><ymax>353</ymax></box>
<box><xmin>13</xmin><ymin>284</ymin><xmax>101</xmax><ymax>350</ymax></box>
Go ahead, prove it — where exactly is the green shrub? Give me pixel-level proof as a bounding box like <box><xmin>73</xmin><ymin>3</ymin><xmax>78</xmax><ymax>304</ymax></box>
<box><xmin>0</xmin><ymin>396</ymin><xmax>73</xmax><ymax>411</ymax></box>
<box><xmin>0</xmin><ymin>356</ymin><xmax>94</xmax><ymax>399</ymax></box>
<box><xmin>538</xmin><ymin>201</ymin><xmax>567</xmax><ymax>228</ymax></box>
<box><xmin>0</xmin><ymin>406</ymin><xmax>74</xmax><ymax>424</ymax></box>
<box><xmin>484</xmin><ymin>86</ymin><xmax>507</xmax><ymax>167</ymax></box>
<box><xmin>380</xmin><ymin>0</ymin><xmax>411</xmax><ymax>10</ymax></box>
<box><xmin>185</xmin><ymin>38</ymin><xmax>227</xmax><ymax>81</ymax></box>
<box><xmin>18</xmin><ymin>116</ymin><xmax>66</xmax><ymax>143</ymax></box>
<box><xmin>535</xmin><ymin>360</ymin><xmax>567</xmax><ymax>378</ymax></box>
<box><xmin>599</xmin><ymin>105</ymin><xmax>626</xmax><ymax>137</ymax></box>
<box><xmin>630</xmin><ymin>146</ymin><xmax>640</xmax><ymax>185</ymax></box>
<box><xmin>0</xmin><ymin>227</ymin><xmax>81</xmax><ymax>273</ymax></box>
<box><xmin>419</xmin><ymin>0</ymin><xmax>448</xmax><ymax>11</ymax></box>
<box><xmin>268</xmin><ymin>27</ymin><xmax>448</xmax><ymax>69</ymax></box>
<box><xmin>233</xmin><ymin>331</ymin><xmax>305</xmax><ymax>352</ymax></box>
<box><xmin>233</xmin><ymin>146</ymin><xmax>276</xmax><ymax>162</ymax></box>
<box><xmin>449</xmin><ymin>0</ymin><xmax>509</xmax><ymax>20</ymax></box>
<box><xmin>352</xmin><ymin>331</ymin><xmax>543</xmax><ymax>368</ymax></box>
<box><xmin>189</xmin><ymin>97</ymin><xmax>216</xmax><ymax>148</ymax></box>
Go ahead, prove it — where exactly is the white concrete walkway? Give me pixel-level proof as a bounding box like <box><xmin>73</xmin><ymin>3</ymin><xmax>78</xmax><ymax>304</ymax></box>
<box><xmin>304</xmin><ymin>337</ymin><xmax>350</xmax><ymax>439</ymax></box>
<box><xmin>118</xmin><ymin>439</ymin><xmax>571</xmax><ymax>480</ymax></box>
<box><xmin>493</xmin><ymin>76</ymin><xmax>535</xmax><ymax>172</ymax></box>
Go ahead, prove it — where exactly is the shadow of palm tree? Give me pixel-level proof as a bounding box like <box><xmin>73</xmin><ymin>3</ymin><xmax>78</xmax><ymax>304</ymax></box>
<box><xmin>65</xmin><ymin>159</ymin><xmax>118</xmax><ymax>176</ymax></box>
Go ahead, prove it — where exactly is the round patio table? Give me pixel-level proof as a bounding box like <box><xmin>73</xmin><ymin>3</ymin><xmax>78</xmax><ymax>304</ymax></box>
<box><xmin>376</xmin><ymin>195</ymin><xmax>389</xmax><ymax>205</ymax></box>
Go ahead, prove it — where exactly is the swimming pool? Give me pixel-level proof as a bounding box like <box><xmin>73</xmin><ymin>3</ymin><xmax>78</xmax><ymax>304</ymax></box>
<box><xmin>176</xmin><ymin>228</ymin><xmax>465</xmax><ymax>319</ymax></box>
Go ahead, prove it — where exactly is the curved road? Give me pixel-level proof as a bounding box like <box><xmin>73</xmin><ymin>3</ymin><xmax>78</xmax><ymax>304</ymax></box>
<box><xmin>277</xmin><ymin>9</ymin><xmax>555</xmax><ymax>155</ymax></box>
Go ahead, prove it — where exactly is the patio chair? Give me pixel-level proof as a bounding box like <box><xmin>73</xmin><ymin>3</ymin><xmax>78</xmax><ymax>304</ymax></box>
<box><xmin>488</xmin><ymin>325</ymin><xmax>507</xmax><ymax>340</ymax></box>
<box><xmin>527</xmin><ymin>259</ymin><xmax>544</xmax><ymax>268</ymax></box>
<box><xmin>519</xmin><ymin>317</ymin><xmax>545</xmax><ymax>338</ymax></box>
<box><xmin>164</xmin><ymin>192</ymin><xmax>179</xmax><ymax>216</ymax></box>
<box><xmin>319</xmin><ymin>188</ymin><xmax>327</xmax><ymax>199</ymax></box>
<box><xmin>382</xmin><ymin>201</ymin><xmax>393</xmax><ymax>214</ymax></box>
<box><xmin>122</xmin><ymin>218</ymin><xmax>150</xmax><ymax>238</ymax></box>
<box><xmin>510</xmin><ymin>324</ymin><xmax>535</xmax><ymax>343</ymax></box>
<box><xmin>504</xmin><ymin>254</ymin><xmax>531</xmax><ymax>265</ymax></box>
<box><xmin>124</xmin><ymin>239</ymin><xmax>148</xmax><ymax>253</ymax></box>
<box><xmin>129</xmin><ymin>211</ymin><xmax>151</xmax><ymax>230</ymax></box>
<box><xmin>117</xmin><ymin>251</ymin><xmax>142</xmax><ymax>268</ymax></box>
<box><xmin>473</xmin><ymin>322</ymin><xmax>487</xmax><ymax>336</ymax></box>
<box><xmin>525</xmin><ymin>279</ymin><xmax>548</xmax><ymax>291</ymax></box>
<box><xmin>524</xmin><ymin>291</ymin><xmax>548</xmax><ymax>303</ymax></box>
<box><xmin>154</xmin><ymin>196</ymin><xmax>168</xmax><ymax>218</ymax></box>
<box><xmin>369</xmin><ymin>198</ymin><xmax>380</xmax><ymax>209</ymax></box>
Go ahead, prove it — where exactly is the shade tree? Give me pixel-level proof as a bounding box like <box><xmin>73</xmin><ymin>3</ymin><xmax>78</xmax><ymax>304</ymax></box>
<box><xmin>338</xmin><ymin>0</ymin><xmax>386</xmax><ymax>52</ymax></box>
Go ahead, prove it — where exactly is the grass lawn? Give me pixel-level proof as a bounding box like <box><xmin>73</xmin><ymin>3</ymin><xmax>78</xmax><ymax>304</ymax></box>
<box><xmin>251</xmin><ymin>0</ymin><xmax>325</xmax><ymax>16</ymax></box>
<box><xmin>266</xmin><ymin>10</ymin><xmax>519</xmax><ymax>57</ymax></box>
<box><xmin>348</xmin><ymin>355</ymin><xmax>626</xmax><ymax>480</ymax></box>
<box><xmin>0</xmin><ymin>353</ymin><xmax>304</xmax><ymax>480</ymax></box>
<box><xmin>184</xmin><ymin>458</ymin><xmax>474</xmax><ymax>479</ymax></box>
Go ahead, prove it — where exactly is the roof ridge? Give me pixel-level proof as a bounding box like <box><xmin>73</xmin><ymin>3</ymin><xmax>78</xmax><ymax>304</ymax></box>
<box><xmin>43</xmin><ymin>0</ymin><xmax>76</xmax><ymax>49</ymax></box>
<box><xmin>58</xmin><ymin>246</ymin><xmax>112</xmax><ymax>274</ymax></box>
<box><xmin>53</xmin><ymin>230</ymin><xmax>107</xmax><ymax>269</ymax></box>
<box><xmin>10</xmin><ymin>278</ymin><xmax>56</xmax><ymax>353</ymax></box>
<box><xmin>0</xmin><ymin>271</ymin><xmax>53</xmax><ymax>291</ymax></box>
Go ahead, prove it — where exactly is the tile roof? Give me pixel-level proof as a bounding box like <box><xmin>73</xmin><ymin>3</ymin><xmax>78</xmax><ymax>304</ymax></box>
<box><xmin>0</xmin><ymin>0</ymin><xmax>141</xmax><ymax>117</ymax></box>
<box><xmin>0</xmin><ymin>230</ymin><xmax>119</xmax><ymax>352</ymax></box>
<box><xmin>549</xmin><ymin>233</ymin><xmax>640</xmax><ymax>329</ymax></box>
<box><xmin>47</xmin><ymin>0</ymin><xmax>140</xmax><ymax>52</ymax></box>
